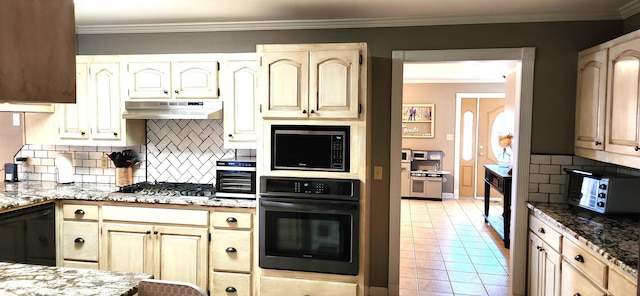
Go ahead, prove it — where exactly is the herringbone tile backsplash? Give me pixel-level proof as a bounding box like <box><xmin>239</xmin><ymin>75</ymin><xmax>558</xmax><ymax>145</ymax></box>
<box><xmin>146</xmin><ymin>119</ymin><xmax>237</xmax><ymax>183</ymax></box>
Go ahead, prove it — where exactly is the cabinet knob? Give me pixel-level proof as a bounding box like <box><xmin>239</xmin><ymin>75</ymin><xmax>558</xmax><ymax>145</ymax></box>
<box><xmin>595</xmin><ymin>141</ymin><xmax>601</xmax><ymax>145</ymax></box>
<box><xmin>154</xmin><ymin>231</ymin><xmax>158</xmax><ymax>235</ymax></box>
<box><xmin>113</xmin><ymin>132</ymin><xmax>118</xmax><ymax>136</ymax></box>
<box><xmin>537</xmin><ymin>228</ymin><xmax>545</xmax><ymax>234</ymax></box>
<box><xmin>226</xmin><ymin>217</ymin><xmax>237</xmax><ymax>223</ymax></box>
<box><xmin>74</xmin><ymin>237</ymin><xmax>85</xmax><ymax>244</ymax></box>
<box><xmin>81</xmin><ymin>131</ymin><xmax>86</xmax><ymax>136</ymax></box>
<box><xmin>302</xmin><ymin>110</ymin><xmax>307</xmax><ymax>114</ymax></box>
<box><xmin>146</xmin><ymin>230</ymin><xmax>151</xmax><ymax>234</ymax></box>
<box><xmin>228</xmin><ymin>134</ymin><xmax>233</xmax><ymax>138</ymax></box>
<box><xmin>74</xmin><ymin>209</ymin><xmax>85</xmax><ymax>215</ymax></box>
<box><xmin>174</xmin><ymin>90</ymin><xmax>179</xmax><ymax>94</ymax></box>
<box><xmin>310</xmin><ymin>109</ymin><xmax>315</xmax><ymax>114</ymax></box>
<box><xmin>225</xmin><ymin>247</ymin><xmax>237</xmax><ymax>253</ymax></box>
<box><xmin>574</xmin><ymin>255</ymin><xmax>585</xmax><ymax>263</ymax></box>
<box><xmin>225</xmin><ymin>287</ymin><xmax>237</xmax><ymax>293</ymax></box>
<box><xmin>163</xmin><ymin>90</ymin><xmax>169</xmax><ymax>94</ymax></box>
<box><xmin>635</xmin><ymin>146</ymin><xmax>640</xmax><ymax>151</ymax></box>
<box><xmin>573</xmin><ymin>294</ymin><xmax>581</xmax><ymax>296</ymax></box>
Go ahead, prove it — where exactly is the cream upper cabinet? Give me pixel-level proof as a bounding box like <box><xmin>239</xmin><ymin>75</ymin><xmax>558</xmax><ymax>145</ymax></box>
<box><xmin>575</xmin><ymin>49</ymin><xmax>607</xmax><ymax>150</ymax></box>
<box><xmin>126</xmin><ymin>55</ymin><xmax>220</xmax><ymax>100</ymax></box>
<box><xmin>221</xmin><ymin>54</ymin><xmax>258</xmax><ymax>149</ymax></box>
<box><xmin>605</xmin><ymin>38</ymin><xmax>640</xmax><ymax>156</ymax></box>
<box><xmin>258</xmin><ymin>43</ymin><xmax>363</xmax><ymax>119</ymax></box>
<box><xmin>56</xmin><ymin>56</ymin><xmax>145</xmax><ymax>146</ymax></box>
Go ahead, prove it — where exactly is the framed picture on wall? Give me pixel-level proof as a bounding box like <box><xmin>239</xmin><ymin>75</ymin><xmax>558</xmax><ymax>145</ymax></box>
<box><xmin>402</xmin><ymin>104</ymin><xmax>435</xmax><ymax>138</ymax></box>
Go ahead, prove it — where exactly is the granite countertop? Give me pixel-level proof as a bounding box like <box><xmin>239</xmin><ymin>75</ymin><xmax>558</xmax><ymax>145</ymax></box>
<box><xmin>0</xmin><ymin>262</ymin><xmax>152</xmax><ymax>296</ymax></box>
<box><xmin>528</xmin><ymin>202</ymin><xmax>639</xmax><ymax>279</ymax></box>
<box><xmin>0</xmin><ymin>181</ymin><xmax>256</xmax><ymax>212</ymax></box>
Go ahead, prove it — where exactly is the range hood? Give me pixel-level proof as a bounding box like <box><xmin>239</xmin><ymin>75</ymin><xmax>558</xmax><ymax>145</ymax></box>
<box><xmin>122</xmin><ymin>100</ymin><xmax>223</xmax><ymax>120</ymax></box>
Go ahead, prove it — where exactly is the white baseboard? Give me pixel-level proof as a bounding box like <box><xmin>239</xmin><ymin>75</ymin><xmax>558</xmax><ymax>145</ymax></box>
<box><xmin>369</xmin><ymin>286</ymin><xmax>389</xmax><ymax>296</ymax></box>
<box><xmin>442</xmin><ymin>192</ymin><xmax>454</xmax><ymax>199</ymax></box>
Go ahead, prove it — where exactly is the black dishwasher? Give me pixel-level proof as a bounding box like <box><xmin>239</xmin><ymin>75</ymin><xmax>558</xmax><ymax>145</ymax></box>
<box><xmin>0</xmin><ymin>203</ymin><xmax>56</xmax><ymax>266</ymax></box>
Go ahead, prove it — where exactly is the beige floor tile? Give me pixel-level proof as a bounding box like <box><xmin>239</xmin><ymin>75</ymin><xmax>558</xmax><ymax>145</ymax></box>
<box><xmin>446</xmin><ymin>270</ymin><xmax>482</xmax><ymax>284</ymax></box>
<box><xmin>417</xmin><ymin>279</ymin><xmax>453</xmax><ymax>294</ymax></box>
<box><xmin>478</xmin><ymin>273</ymin><xmax>509</xmax><ymax>286</ymax></box>
<box><xmin>416</xmin><ymin>268</ymin><xmax>450</xmax><ymax>281</ymax></box>
<box><xmin>450</xmin><ymin>282</ymin><xmax>488</xmax><ymax>296</ymax></box>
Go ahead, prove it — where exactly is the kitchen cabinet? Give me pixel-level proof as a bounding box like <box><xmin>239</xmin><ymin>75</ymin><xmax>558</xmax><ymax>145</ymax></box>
<box><xmin>101</xmin><ymin>205</ymin><xmax>209</xmax><ymax>290</ymax></box>
<box><xmin>605</xmin><ymin>38</ymin><xmax>640</xmax><ymax>156</ymax></box>
<box><xmin>574</xmin><ymin>49</ymin><xmax>607</xmax><ymax>151</ymax></box>
<box><xmin>56</xmin><ymin>56</ymin><xmax>145</xmax><ymax>146</ymax></box>
<box><xmin>257</xmin><ymin>43</ymin><xmax>364</xmax><ymax>119</ymax></box>
<box><xmin>210</xmin><ymin>211</ymin><xmax>253</xmax><ymax>296</ymax></box>
<box><xmin>0</xmin><ymin>0</ymin><xmax>76</xmax><ymax>104</ymax></box>
<box><xmin>527</xmin><ymin>214</ymin><xmax>562</xmax><ymax>296</ymax></box>
<box><xmin>561</xmin><ymin>261</ymin><xmax>607</xmax><ymax>296</ymax></box>
<box><xmin>221</xmin><ymin>54</ymin><xmax>258</xmax><ymax>149</ymax></box>
<box><xmin>260</xmin><ymin>276</ymin><xmax>357</xmax><ymax>296</ymax></box>
<box><xmin>126</xmin><ymin>55</ymin><xmax>219</xmax><ymax>100</ymax></box>
<box><xmin>60</xmin><ymin>203</ymin><xmax>99</xmax><ymax>269</ymax></box>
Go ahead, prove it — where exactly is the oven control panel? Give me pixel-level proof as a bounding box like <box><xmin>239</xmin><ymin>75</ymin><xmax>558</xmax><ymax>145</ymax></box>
<box><xmin>260</xmin><ymin>176</ymin><xmax>360</xmax><ymax>200</ymax></box>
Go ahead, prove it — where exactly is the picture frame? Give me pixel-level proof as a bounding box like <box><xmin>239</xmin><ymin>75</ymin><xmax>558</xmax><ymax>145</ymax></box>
<box><xmin>402</xmin><ymin>104</ymin><xmax>435</xmax><ymax>138</ymax></box>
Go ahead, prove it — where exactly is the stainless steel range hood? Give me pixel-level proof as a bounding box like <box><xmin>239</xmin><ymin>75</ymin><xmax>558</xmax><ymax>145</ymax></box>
<box><xmin>122</xmin><ymin>100</ymin><xmax>223</xmax><ymax>120</ymax></box>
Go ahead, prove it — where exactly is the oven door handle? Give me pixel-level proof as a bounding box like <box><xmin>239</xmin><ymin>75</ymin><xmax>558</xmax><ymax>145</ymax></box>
<box><xmin>260</xmin><ymin>199</ymin><xmax>358</xmax><ymax>211</ymax></box>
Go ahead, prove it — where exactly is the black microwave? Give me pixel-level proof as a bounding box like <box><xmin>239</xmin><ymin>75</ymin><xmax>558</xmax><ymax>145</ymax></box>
<box><xmin>271</xmin><ymin>125</ymin><xmax>350</xmax><ymax>172</ymax></box>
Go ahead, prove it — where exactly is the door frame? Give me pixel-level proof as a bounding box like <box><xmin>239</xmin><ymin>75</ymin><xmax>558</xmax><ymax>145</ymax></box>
<box><xmin>454</xmin><ymin>93</ymin><xmax>506</xmax><ymax>199</ymax></box>
<box><xmin>390</xmin><ymin>48</ymin><xmax>534</xmax><ymax>296</ymax></box>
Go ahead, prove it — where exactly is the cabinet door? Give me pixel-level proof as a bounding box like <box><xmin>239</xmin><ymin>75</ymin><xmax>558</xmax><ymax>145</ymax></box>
<box><xmin>58</xmin><ymin>59</ymin><xmax>90</xmax><ymax>140</ymax></box>
<box><xmin>575</xmin><ymin>49</ymin><xmax>607</xmax><ymax>150</ymax></box>
<box><xmin>528</xmin><ymin>232</ymin><xmax>561</xmax><ymax>296</ymax></box>
<box><xmin>127</xmin><ymin>62</ymin><xmax>172</xmax><ymax>99</ymax></box>
<box><xmin>260</xmin><ymin>51</ymin><xmax>309</xmax><ymax>118</ymax></box>
<box><xmin>223</xmin><ymin>60</ymin><xmax>258</xmax><ymax>148</ymax></box>
<box><xmin>172</xmin><ymin>61</ymin><xmax>219</xmax><ymax>99</ymax></box>
<box><xmin>309</xmin><ymin>50</ymin><xmax>360</xmax><ymax>119</ymax></box>
<box><xmin>101</xmin><ymin>223</ymin><xmax>153</xmax><ymax>274</ymax></box>
<box><xmin>606</xmin><ymin>39</ymin><xmax>640</xmax><ymax>155</ymax></box>
<box><xmin>155</xmin><ymin>225</ymin><xmax>208</xmax><ymax>290</ymax></box>
<box><xmin>89</xmin><ymin>63</ymin><xmax>122</xmax><ymax>140</ymax></box>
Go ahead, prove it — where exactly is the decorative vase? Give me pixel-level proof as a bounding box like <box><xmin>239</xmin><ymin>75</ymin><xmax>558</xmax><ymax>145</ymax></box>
<box><xmin>498</xmin><ymin>148</ymin><xmax>511</xmax><ymax>168</ymax></box>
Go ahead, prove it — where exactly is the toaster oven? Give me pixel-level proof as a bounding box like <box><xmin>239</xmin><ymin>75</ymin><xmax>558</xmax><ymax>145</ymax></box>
<box><xmin>564</xmin><ymin>168</ymin><xmax>640</xmax><ymax>214</ymax></box>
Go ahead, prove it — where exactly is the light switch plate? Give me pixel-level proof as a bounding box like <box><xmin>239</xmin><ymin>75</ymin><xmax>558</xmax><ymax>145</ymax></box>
<box><xmin>12</xmin><ymin>113</ymin><xmax>20</xmax><ymax>126</ymax></box>
<box><xmin>446</xmin><ymin>134</ymin><xmax>454</xmax><ymax>141</ymax></box>
<box><xmin>374</xmin><ymin>166</ymin><xmax>383</xmax><ymax>180</ymax></box>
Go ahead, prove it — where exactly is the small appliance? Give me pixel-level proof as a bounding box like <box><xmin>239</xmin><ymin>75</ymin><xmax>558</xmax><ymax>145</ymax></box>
<box><xmin>55</xmin><ymin>152</ymin><xmax>74</xmax><ymax>184</ymax></box>
<box><xmin>215</xmin><ymin>156</ymin><xmax>256</xmax><ymax>199</ymax></box>
<box><xmin>564</xmin><ymin>168</ymin><xmax>640</xmax><ymax>214</ymax></box>
<box><xmin>271</xmin><ymin>125</ymin><xmax>349</xmax><ymax>172</ymax></box>
<box><xmin>4</xmin><ymin>163</ymin><xmax>18</xmax><ymax>182</ymax></box>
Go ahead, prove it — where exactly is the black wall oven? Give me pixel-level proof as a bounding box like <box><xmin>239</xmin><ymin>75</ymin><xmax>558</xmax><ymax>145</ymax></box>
<box><xmin>259</xmin><ymin>176</ymin><xmax>359</xmax><ymax>275</ymax></box>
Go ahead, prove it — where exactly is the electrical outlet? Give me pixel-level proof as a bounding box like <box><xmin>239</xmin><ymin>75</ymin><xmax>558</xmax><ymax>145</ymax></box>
<box><xmin>446</xmin><ymin>134</ymin><xmax>454</xmax><ymax>141</ymax></box>
<box><xmin>374</xmin><ymin>166</ymin><xmax>383</xmax><ymax>180</ymax></box>
<box><xmin>100</xmin><ymin>157</ymin><xmax>109</xmax><ymax>169</ymax></box>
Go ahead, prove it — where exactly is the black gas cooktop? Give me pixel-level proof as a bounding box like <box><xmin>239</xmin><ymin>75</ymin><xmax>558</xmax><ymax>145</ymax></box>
<box><xmin>117</xmin><ymin>182</ymin><xmax>215</xmax><ymax>197</ymax></box>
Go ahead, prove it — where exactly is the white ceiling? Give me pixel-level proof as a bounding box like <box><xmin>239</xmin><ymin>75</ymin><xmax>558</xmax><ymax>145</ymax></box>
<box><xmin>74</xmin><ymin>0</ymin><xmax>639</xmax><ymax>34</ymax></box>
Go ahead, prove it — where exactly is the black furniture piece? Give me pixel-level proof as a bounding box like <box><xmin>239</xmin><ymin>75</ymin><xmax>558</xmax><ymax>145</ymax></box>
<box><xmin>483</xmin><ymin>164</ymin><xmax>512</xmax><ymax>249</ymax></box>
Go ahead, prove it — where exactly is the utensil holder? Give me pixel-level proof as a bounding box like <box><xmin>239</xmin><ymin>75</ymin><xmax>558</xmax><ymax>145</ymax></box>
<box><xmin>115</xmin><ymin>167</ymin><xmax>133</xmax><ymax>187</ymax></box>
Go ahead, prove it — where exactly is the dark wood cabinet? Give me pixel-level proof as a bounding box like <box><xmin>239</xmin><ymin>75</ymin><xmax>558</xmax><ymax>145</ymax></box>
<box><xmin>0</xmin><ymin>0</ymin><xmax>76</xmax><ymax>103</ymax></box>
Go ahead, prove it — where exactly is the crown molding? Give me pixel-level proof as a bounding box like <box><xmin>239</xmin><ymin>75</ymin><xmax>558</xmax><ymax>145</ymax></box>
<box><xmin>620</xmin><ymin>0</ymin><xmax>640</xmax><ymax>19</ymax></box>
<box><xmin>75</xmin><ymin>12</ymin><xmax>622</xmax><ymax>34</ymax></box>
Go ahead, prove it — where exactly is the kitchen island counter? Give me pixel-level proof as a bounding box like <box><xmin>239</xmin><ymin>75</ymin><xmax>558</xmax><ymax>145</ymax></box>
<box><xmin>528</xmin><ymin>202</ymin><xmax>639</xmax><ymax>280</ymax></box>
<box><xmin>0</xmin><ymin>181</ymin><xmax>255</xmax><ymax>212</ymax></box>
<box><xmin>0</xmin><ymin>261</ymin><xmax>152</xmax><ymax>296</ymax></box>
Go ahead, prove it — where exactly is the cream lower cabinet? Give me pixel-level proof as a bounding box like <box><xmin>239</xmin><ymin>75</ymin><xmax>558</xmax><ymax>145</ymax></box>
<box><xmin>260</xmin><ymin>277</ymin><xmax>357</xmax><ymax>296</ymax></box>
<box><xmin>210</xmin><ymin>211</ymin><xmax>253</xmax><ymax>296</ymax></box>
<box><xmin>528</xmin><ymin>231</ymin><xmax>561</xmax><ymax>296</ymax></box>
<box><xmin>60</xmin><ymin>203</ymin><xmax>100</xmax><ymax>269</ymax></box>
<box><xmin>101</xmin><ymin>206</ymin><xmax>209</xmax><ymax>290</ymax></box>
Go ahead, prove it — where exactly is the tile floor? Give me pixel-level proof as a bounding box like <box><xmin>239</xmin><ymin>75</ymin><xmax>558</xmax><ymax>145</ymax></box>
<box><xmin>399</xmin><ymin>197</ymin><xmax>510</xmax><ymax>296</ymax></box>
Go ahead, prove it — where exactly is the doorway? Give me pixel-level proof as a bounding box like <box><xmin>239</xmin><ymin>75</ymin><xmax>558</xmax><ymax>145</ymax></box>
<box><xmin>389</xmin><ymin>48</ymin><xmax>535</xmax><ymax>296</ymax></box>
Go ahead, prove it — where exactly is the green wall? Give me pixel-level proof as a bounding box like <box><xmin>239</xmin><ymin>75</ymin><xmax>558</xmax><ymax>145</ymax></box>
<box><xmin>78</xmin><ymin>20</ymin><xmax>623</xmax><ymax>288</ymax></box>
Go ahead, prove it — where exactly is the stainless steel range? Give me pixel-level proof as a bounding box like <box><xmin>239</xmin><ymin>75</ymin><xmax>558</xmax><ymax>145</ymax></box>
<box><xmin>117</xmin><ymin>182</ymin><xmax>215</xmax><ymax>197</ymax></box>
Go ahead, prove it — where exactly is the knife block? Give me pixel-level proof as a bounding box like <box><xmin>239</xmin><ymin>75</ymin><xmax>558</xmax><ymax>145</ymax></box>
<box><xmin>115</xmin><ymin>167</ymin><xmax>133</xmax><ymax>187</ymax></box>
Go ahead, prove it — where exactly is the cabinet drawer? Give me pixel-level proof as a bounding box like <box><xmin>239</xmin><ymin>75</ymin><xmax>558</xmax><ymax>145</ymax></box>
<box><xmin>260</xmin><ymin>276</ymin><xmax>357</xmax><ymax>296</ymax></box>
<box><xmin>62</xmin><ymin>221</ymin><xmax>99</xmax><ymax>261</ymax></box>
<box><xmin>63</xmin><ymin>204</ymin><xmax>99</xmax><ymax>221</ymax></box>
<box><xmin>62</xmin><ymin>260</ymin><xmax>99</xmax><ymax>270</ymax></box>
<box><xmin>211</xmin><ymin>230</ymin><xmax>252</xmax><ymax>272</ymax></box>
<box><xmin>562</xmin><ymin>237</ymin><xmax>607</xmax><ymax>287</ymax></box>
<box><xmin>608</xmin><ymin>269</ymin><xmax>637</xmax><ymax>296</ymax></box>
<box><xmin>561</xmin><ymin>260</ymin><xmax>606</xmax><ymax>296</ymax></box>
<box><xmin>211</xmin><ymin>272</ymin><xmax>251</xmax><ymax>296</ymax></box>
<box><xmin>212</xmin><ymin>212</ymin><xmax>252</xmax><ymax>229</ymax></box>
<box><xmin>529</xmin><ymin>214</ymin><xmax>562</xmax><ymax>252</ymax></box>
<box><xmin>102</xmin><ymin>205</ymin><xmax>208</xmax><ymax>226</ymax></box>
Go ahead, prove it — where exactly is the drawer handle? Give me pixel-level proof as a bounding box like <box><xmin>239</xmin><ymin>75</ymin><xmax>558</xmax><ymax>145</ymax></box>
<box><xmin>226</xmin><ymin>217</ymin><xmax>238</xmax><ymax>223</ymax></box>
<box><xmin>225</xmin><ymin>247</ymin><xmax>237</xmax><ymax>253</ymax></box>
<box><xmin>574</xmin><ymin>255</ymin><xmax>585</xmax><ymax>263</ymax></box>
<box><xmin>74</xmin><ymin>237</ymin><xmax>85</xmax><ymax>244</ymax></box>
<box><xmin>225</xmin><ymin>287</ymin><xmax>237</xmax><ymax>293</ymax></box>
<box><xmin>146</xmin><ymin>231</ymin><xmax>151</xmax><ymax>234</ymax></box>
<box><xmin>74</xmin><ymin>209</ymin><xmax>85</xmax><ymax>215</ymax></box>
<box><xmin>537</xmin><ymin>228</ymin><xmax>545</xmax><ymax>234</ymax></box>
<box><xmin>154</xmin><ymin>231</ymin><xmax>158</xmax><ymax>235</ymax></box>
<box><xmin>574</xmin><ymin>293</ymin><xmax>581</xmax><ymax>296</ymax></box>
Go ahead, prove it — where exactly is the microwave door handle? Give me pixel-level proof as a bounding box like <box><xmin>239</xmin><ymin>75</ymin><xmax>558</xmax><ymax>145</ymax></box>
<box><xmin>260</xmin><ymin>199</ymin><xmax>358</xmax><ymax>211</ymax></box>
